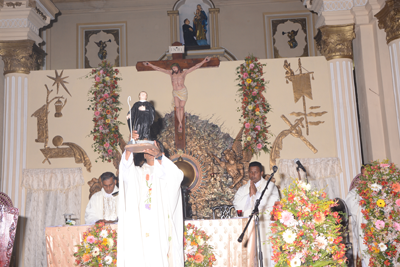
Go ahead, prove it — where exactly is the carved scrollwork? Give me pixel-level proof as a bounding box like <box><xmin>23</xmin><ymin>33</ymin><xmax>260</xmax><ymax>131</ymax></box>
<box><xmin>0</xmin><ymin>40</ymin><xmax>45</xmax><ymax>74</ymax></box>
<box><xmin>314</xmin><ymin>24</ymin><xmax>355</xmax><ymax>61</ymax></box>
<box><xmin>376</xmin><ymin>0</ymin><xmax>400</xmax><ymax>44</ymax></box>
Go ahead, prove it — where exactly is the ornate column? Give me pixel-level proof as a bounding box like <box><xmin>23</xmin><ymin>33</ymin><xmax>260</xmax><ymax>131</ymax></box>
<box><xmin>0</xmin><ymin>40</ymin><xmax>44</xmax><ymax>213</ymax></box>
<box><xmin>167</xmin><ymin>10</ymin><xmax>180</xmax><ymax>44</ymax></box>
<box><xmin>208</xmin><ymin>8</ymin><xmax>220</xmax><ymax>48</ymax></box>
<box><xmin>315</xmin><ymin>24</ymin><xmax>362</xmax><ymax>197</ymax></box>
<box><xmin>376</xmin><ymin>0</ymin><xmax>400</xmax><ymax>158</ymax></box>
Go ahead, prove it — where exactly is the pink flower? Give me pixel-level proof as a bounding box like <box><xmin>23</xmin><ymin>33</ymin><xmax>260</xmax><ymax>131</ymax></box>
<box><xmin>95</xmin><ymin>76</ymin><xmax>100</xmax><ymax>82</ymax></box>
<box><xmin>280</xmin><ymin>210</ymin><xmax>294</xmax><ymax>226</ymax></box>
<box><xmin>104</xmin><ymin>143</ymin><xmax>110</xmax><ymax>148</ymax></box>
<box><xmin>100</xmin><ymin>70</ymin><xmax>104</xmax><ymax>74</ymax></box>
<box><xmin>87</xmin><ymin>235</ymin><xmax>95</xmax><ymax>244</ymax></box>
<box><xmin>249</xmin><ymin>63</ymin><xmax>254</xmax><ymax>69</ymax></box>
<box><xmin>255</xmin><ymin>125</ymin><xmax>261</xmax><ymax>131</ymax></box>
<box><xmin>252</xmin><ymin>91</ymin><xmax>257</xmax><ymax>96</ymax></box>
<box><xmin>375</xmin><ymin>220</ymin><xmax>385</xmax><ymax>230</ymax></box>
<box><xmin>396</xmin><ymin>199</ymin><xmax>400</xmax><ymax>207</ymax></box>
<box><xmin>245</xmin><ymin>123</ymin><xmax>250</xmax><ymax>129</ymax></box>
<box><xmin>394</xmin><ymin>222</ymin><xmax>400</xmax><ymax>231</ymax></box>
<box><xmin>380</xmin><ymin>163</ymin><xmax>390</xmax><ymax>168</ymax></box>
<box><xmin>257</xmin><ymin>143</ymin><xmax>262</xmax><ymax>149</ymax></box>
<box><xmin>243</xmin><ymin>73</ymin><xmax>248</xmax><ymax>79</ymax></box>
<box><xmin>103</xmin><ymin>93</ymin><xmax>109</xmax><ymax>98</ymax></box>
<box><xmin>94</xmin><ymin>111</ymin><xmax>100</xmax><ymax>117</ymax></box>
<box><xmin>108</xmin><ymin>149</ymin><xmax>113</xmax><ymax>155</ymax></box>
<box><xmin>99</xmin><ymin>126</ymin><xmax>103</xmax><ymax>131</ymax></box>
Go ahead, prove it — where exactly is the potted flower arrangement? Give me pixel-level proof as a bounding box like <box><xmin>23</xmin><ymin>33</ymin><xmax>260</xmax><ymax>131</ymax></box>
<box><xmin>88</xmin><ymin>60</ymin><xmax>123</xmax><ymax>163</ymax></box>
<box><xmin>184</xmin><ymin>223</ymin><xmax>216</xmax><ymax>266</ymax></box>
<box><xmin>356</xmin><ymin>161</ymin><xmax>400</xmax><ymax>266</ymax></box>
<box><xmin>269</xmin><ymin>179</ymin><xmax>347</xmax><ymax>266</ymax></box>
<box><xmin>236</xmin><ymin>55</ymin><xmax>272</xmax><ymax>155</ymax></box>
<box><xmin>74</xmin><ymin>222</ymin><xmax>117</xmax><ymax>266</ymax></box>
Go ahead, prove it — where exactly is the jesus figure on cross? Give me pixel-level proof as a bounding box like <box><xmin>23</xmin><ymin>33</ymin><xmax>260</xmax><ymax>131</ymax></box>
<box><xmin>144</xmin><ymin>56</ymin><xmax>210</xmax><ymax>132</ymax></box>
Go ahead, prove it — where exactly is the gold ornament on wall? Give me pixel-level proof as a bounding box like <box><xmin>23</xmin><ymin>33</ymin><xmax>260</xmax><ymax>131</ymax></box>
<box><xmin>54</xmin><ymin>98</ymin><xmax>67</xmax><ymax>117</ymax></box>
<box><xmin>376</xmin><ymin>0</ymin><xmax>400</xmax><ymax>44</ymax></box>
<box><xmin>47</xmin><ymin>70</ymin><xmax>71</xmax><ymax>96</ymax></box>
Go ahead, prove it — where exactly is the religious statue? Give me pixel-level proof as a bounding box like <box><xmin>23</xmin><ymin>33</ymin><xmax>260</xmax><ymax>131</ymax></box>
<box><xmin>193</xmin><ymin>4</ymin><xmax>208</xmax><ymax>45</ymax></box>
<box><xmin>127</xmin><ymin>91</ymin><xmax>155</xmax><ymax>140</ymax></box>
<box><xmin>209</xmin><ymin>127</ymin><xmax>252</xmax><ymax>188</ymax></box>
<box><xmin>182</xmin><ymin>19</ymin><xmax>198</xmax><ymax>47</ymax></box>
<box><xmin>95</xmin><ymin>39</ymin><xmax>111</xmax><ymax>60</ymax></box>
<box><xmin>143</xmin><ymin>57</ymin><xmax>210</xmax><ymax>132</ymax></box>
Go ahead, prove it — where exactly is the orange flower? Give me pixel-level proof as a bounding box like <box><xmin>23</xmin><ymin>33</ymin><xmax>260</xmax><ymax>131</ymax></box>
<box><xmin>392</xmin><ymin>183</ymin><xmax>400</xmax><ymax>192</ymax></box>
<box><xmin>82</xmin><ymin>254</ymin><xmax>91</xmax><ymax>262</ymax></box>
<box><xmin>313</xmin><ymin>212</ymin><xmax>326</xmax><ymax>224</ymax></box>
<box><xmin>106</xmin><ymin>110</ymin><xmax>111</xmax><ymax>114</ymax></box>
<box><xmin>146</xmin><ymin>174</ymin><xmax>150</xmax><ymax>181</ymax></box>
<box><xmin>194</xmin><ymin>253</ymin><xmax>204</xmax><ymax>263</ymax></box>
<box><xmin>255</xmin><ymin>108</ymin><xmax>260</xmax><ymax>112</ymax></box>
<box><xmin>191</xmin><ymin>241</ymin><xmax>197</xmax><ymax>246</ymax></box>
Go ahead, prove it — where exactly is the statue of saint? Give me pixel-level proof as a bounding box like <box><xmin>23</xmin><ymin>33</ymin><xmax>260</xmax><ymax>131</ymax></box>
<box><xmin>193</xmin><ymin>4</ymin><xmax>208</xmax><ymax>46</ymax></box>
<box><xmin>143</xmin><ymin>57</ymin><xmax>210</xmax><ymax>132</ymax></box>
<box><xmin>182</xmin><ymin>19</ymin><xmax>198</xmax><ymax>47</ymax></box>
<box><xmin>95</xmin><ymin>39</ymin><xmax>111</xmax><ymax>60</ymax></box>
<box><xmin>127</xmin><ymin>91</ymin><xmax>155</xmax><ymax>140</ymax></box>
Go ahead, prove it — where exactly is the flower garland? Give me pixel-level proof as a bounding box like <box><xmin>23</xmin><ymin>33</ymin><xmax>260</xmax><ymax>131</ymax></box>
<box><xmin>88</xmin><ymin>60</ymin><xmax>123</xmax><ymax>163</ymax></box>
<box><xmin>269</xmin><ymin>179</ymin><xmax>347</xmax><ymax>267</ymax></box>
<box><xmin>184</xmin><ymin>223</ymin><xmax>216</xmax><ymax>266</ymax></box>
<box><xmin>74</xmin><ymin>222</ymin><xmax>117</xmax><ymax>266</ymax></box>
<box><xmin>356</xmin><ymin>161</ymin><xmax>400</xmax><ymax>267</ymax></box>
<box><xmin>236</xmin><ymin>55</ymin><xmax>272</xmax><ymax>155</ymax></box>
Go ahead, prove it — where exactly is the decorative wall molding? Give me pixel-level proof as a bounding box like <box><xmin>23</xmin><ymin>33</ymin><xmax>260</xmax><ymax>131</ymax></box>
<box><xmin>0</xmin><ymin>18</ymin><xmax>39</xmax><ymax>35</ymax></box>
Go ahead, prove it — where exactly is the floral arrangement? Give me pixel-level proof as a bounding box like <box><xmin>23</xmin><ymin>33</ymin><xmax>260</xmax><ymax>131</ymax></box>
<box><xmin>184</xmin><ymin>223</ymin><xmax>216</xmax><ymax>266</ymax></box>
<box><xmin>236</xmin><ymin>55</ymin><xmax>272</xmax><ymax>155</ymax></box>
<box><xmin>356</xmin><ymin>160</ymin><xmax>400</xmax><ymax>266</ymax></box>
<box><xmin>74</xmin><ymin>222</ymin><xmax>117</xmax><ymax>266</ymax></box>
<box><xmin>269</xmin><ymin>179</ymin><xmax>347</xmax><ymax>267</ymax></box>
<box><xmin>88</xmin><ymin>60</ymin><xmax>123</xmax><ymax>163</ymax></box>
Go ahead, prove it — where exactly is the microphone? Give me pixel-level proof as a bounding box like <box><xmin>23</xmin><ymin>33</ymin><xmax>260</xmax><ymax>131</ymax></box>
<box><xmin>272</xmin><ymin>165</ymin><xmax>278</xmax><ymax>173</ymax></box>
<box><xmin>295</xmin><ymin>159</ymin><xmax>306</xmax><ymax>173</ymax></box>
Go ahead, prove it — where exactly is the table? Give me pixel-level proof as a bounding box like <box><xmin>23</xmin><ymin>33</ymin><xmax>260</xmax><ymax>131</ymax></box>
<box><xmin>45</xmin><ymin>218</ymin><xmax>256</xmax><ymax>267</ymax></box>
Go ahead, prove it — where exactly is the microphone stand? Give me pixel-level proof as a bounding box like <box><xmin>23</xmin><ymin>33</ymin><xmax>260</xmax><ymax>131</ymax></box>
<box><xmin>237</xmin><ymin>168</ymin><xmax>277</xmax><ymax>267</ymax></box>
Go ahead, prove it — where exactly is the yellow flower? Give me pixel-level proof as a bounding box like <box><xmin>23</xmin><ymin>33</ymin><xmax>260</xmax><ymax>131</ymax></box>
<box><xmin>105</xmin><ymin>76</ymin><xmax>110</xmax><ymax>81</ymax></box>
<box><xmin>247</xmin><ymin>136</ymin><xmax>251</xmax><ymax>141</ymax></box>
<box><xmin>246</xmin><ymin>78</ymin><xmax>252</xmax><ymax>84</ymax></box>
<box><xmin>86</xmin><ymin>248</ymin><xmax>90</xmax><ymax>253</ymax></box>
<box><xmin>377</xmin><ymin>199</ymin><xmax>386</xmax><ymax>207</ymax></box>
<box><xmin>255</xmin><ymin>111</ymin><xmax>260</xmax><ymax>116</ymax></box>
<box><xmin>247</xmin><ymin>105</ymin><xmax>253</xmax><ymax>110</ymax></box>
<box><xmin>106</xmin><ymin>119</ymin><xmax>110</xmax><ymax>123</ymax></box>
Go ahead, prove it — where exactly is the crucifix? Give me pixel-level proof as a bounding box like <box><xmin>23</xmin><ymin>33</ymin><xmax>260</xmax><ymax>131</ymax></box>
<box><xmin>136</xmin><ymin>42</ymin><xmax>220</xmax><ymax>150</ymax></box>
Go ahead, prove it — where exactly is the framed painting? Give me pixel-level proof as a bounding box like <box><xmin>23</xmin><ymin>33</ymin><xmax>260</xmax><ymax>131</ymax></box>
<box><xmin>263</xmin><ymin>12</ymin><xmax>316</xmax><ymax>59</ymax></box>
<box><xmin>77</xmin><ymin>22</ymin><xmax>127</xmax><ymax>69</ymax></box>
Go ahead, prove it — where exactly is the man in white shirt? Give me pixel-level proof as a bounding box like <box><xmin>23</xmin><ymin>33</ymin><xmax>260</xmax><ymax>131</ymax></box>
<box><xmin>85</xmin><ymin>172</ymin><xmax>119</xmax><ymax>225</ymax></box>
<box><xmin>233</xmin><ymin>161</ymin><xmax>280</xmax><ymax>267</ymax></box>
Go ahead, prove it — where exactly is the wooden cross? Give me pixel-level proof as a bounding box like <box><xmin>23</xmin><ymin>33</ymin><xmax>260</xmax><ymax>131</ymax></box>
<box><xmin>136</xmin><ymin>42</ymin><xmax>220</xmax><ymax>150</ymax></box>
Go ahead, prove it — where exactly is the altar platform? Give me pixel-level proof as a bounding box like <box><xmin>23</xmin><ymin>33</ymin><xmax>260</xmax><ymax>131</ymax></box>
<box><xmin>45</xmin><ymin>218</ymin><xmax>256</xmax><ymax>267</ymax></box>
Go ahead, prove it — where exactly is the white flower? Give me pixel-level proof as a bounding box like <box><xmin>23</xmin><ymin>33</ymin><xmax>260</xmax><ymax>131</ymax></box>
<box><xmin>184</xmin><ymin>245</ymin><xmax>197</xmax><ymax>255</ymax></box>
<box><xmin>197</xmin><ymin>238</ymin><xmax>204</xmax><ymax>246</ymax></box>
<box><xmin>282</xmin><ymin>229</ymin><xmax>296</xmax><ymax>244</ymax></box>
<box><xmin>107</xmin><ymin>238</ymin><xmax>114</xmax><ymax>247</ymax></box>
<box><xmin>379</xmin><ymin>243</ymin><xmax>387</xmax><ymax>251</ymax></box>
<box><xmin>100</xmin><ymin>230</ymin><xmax>108</xmax><ymax>238</ymax></box>
<box><xmin>92</xmin><ymin>247</ymin><xmax>100</xmax><ymax>256</ymax></box>
<box><xmin>104</xmin><ymin>256</ymin><xmax>113</xmax><ymax>264</ymax></box>
<box><xmin>315</xmin><ymin>235</ymin><xmax>328</xmax><ymax>250</ymax></box>
<box><xmin>370</xmin><ymin>183</ymin><xmax>382</xmax><ymax>192</ymax></box>
<box><xmin>290</xmin><ymin>257</ymin><xmax>301</xmax><ymax>267</ymax></box>
<box><xmin>298</xmin><ymin>181</ymin><xmax>311</xmax><ymax>191</ymax></box>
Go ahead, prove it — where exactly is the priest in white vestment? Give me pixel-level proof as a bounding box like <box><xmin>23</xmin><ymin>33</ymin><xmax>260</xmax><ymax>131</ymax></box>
<box><xmin>345</xmin><ymin>187</ymin><xmax>370</xmax><ymax>267</ymax></box>
<box><xmin>233</xmin><ymin>161</ymin><xmax>280</xmax><ymax>267</ymax></box>
<box><xmin>117</xmin><ymin>140</ymin><xmax>184</xmax><ymax>267</ymax></box>
<box><xmin>85</xmin><ymin>172</ymin><xmax>119</xmax><ymax>224</ymax></box>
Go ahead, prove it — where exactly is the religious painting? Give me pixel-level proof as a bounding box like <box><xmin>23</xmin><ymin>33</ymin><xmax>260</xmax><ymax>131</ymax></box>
<box><xmin>176</xmin><ymin>0</ymin><xmax>213</xmax><ymax>48</ymax></box>
<box><xmin>77</xmin><ymin>22</ymin><xmax>127</xmax><ymax>69</ymax></box>
<box><xmin>263</xmin><ymin>12</ymin><xmax>316</xmax><ymax>59</ymax></box>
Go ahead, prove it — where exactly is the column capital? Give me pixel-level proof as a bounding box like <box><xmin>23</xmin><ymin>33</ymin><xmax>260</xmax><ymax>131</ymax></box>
<box><xmin>167</xmin><ymin>10</ymin><xmax>179</xmax><ymax>16</ymax></box>
<box><xmin>209</xmin><ymin>8</ymin><xmax>220</xmax><ymax>13</ymax></box>
<box><xmin>0</xmin><ymin>39</ymin><xmax>45</xmax><ymax>74</ymax></box>
<box><xmin>375</xmin><ymin>0</ymin><xmax>400</xmax><ymax>44</ymax></box>
<box><xmin>315</xmin><ymin>23</ymin><xmax>356</xmax><ymax>61</ymax></box>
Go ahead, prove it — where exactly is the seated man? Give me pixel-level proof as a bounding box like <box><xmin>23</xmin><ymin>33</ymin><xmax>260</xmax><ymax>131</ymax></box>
<box><xmin>85</xmin><ymin>172</ymin><xmax>119</xmax><ymax>224</ymax></box>
<box><xmin>233</xmin><ymin>161</ymin><xmax>280</xmax><ymax>217</ymax></box>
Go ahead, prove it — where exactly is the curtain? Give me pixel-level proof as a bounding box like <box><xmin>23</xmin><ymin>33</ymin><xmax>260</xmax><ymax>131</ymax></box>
<box><xmin>278</xmin><ymin>157</ymin><xmax>342</xmax><ymax>199</ymax></box>
<box><xmin>21</xmin><ymin>168</ymin><xmax>84</xmax><ymax>267</ymax></box>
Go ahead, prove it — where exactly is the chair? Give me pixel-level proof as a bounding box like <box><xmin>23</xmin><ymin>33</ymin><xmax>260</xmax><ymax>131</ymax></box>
<box><xmin>211</xmin><ymin>205</ymin><xmax>235</xmax><ymax>219</ymax></box>
<box><xmin>0</xmin><ymin>193</ymin><xmax>18</xmax><ymax>267</ymax></box>
<box><xmin>331</xmin><ymin>198</ymin><xmax>354</xmax><ymax>267</ymax></box>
